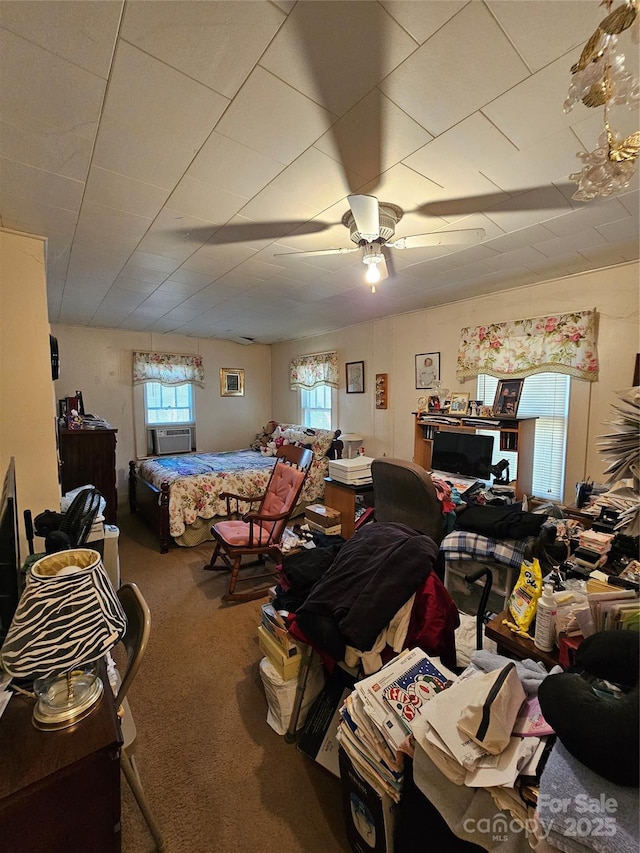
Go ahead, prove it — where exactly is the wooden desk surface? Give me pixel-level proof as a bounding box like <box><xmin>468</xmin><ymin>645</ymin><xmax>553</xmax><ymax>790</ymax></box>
<box><xmin>485</xmin><ymin>609</ymin><xmax>560</xmax><ymax>671</ymax></box>
<box><xmin>0</xmin><ymin>673</ymin><xmax>121</xmax><ymax>800</ymax></box>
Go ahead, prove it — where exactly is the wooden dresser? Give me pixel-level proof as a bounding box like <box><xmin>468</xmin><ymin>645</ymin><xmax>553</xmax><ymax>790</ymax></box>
<box><xmin>0</xmin><ymin>681</ymin><xmax>122</xmax><ymax>852</ymax></box>
<box><xmin>58</xmin><ymin>428</ymin><xmax>118</xmax><ymax>524</ymax></box>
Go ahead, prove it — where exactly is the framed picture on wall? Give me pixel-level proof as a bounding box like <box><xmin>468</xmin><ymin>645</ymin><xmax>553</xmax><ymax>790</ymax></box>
<box><xmin>415</xmin><ymin>352</ymin><xmax>440</xmax><ymax>389</ymax></box>
<box><xmin>346</xmin><ymin>361</ymin><xmax>365</xmax><ymax>393</ymax></box>
<box><xmin>220</xmin><ymin>368</ymin><xmax>245</xmax><ymax>397</ymax></box>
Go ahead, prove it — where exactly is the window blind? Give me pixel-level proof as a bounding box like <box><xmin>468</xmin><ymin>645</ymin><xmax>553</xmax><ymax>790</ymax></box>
<box><xmin>476</xmin><ymin>374</ymin><xmax>570</xmax><ymax>501</ymax></box>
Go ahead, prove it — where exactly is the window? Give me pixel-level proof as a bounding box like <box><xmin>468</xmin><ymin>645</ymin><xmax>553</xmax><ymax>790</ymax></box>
<box><xmin>144</xmin><ymin>382</ymin><xmax>194</xmax><ymax>426</ymax></box>
<box><xmin>476</xmin><ymin>373</ymin><xmax>570</xmax><ymax>501</ymax></box>
<box><xmin>301</xmin><ymin>384</ymin><xmax>332</xmax><ymax>430</ymax></box>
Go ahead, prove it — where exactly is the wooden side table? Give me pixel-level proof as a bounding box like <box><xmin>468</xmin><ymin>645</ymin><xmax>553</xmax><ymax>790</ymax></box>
<box><xmin>0</xmin><ymin>672</ymin><xmax>122</xmax><ymax>852</ymax></box>
<box><xmin>323</xmin><ymin>477</ymin><xmax>374</xmax><ymax>539</ymax></box>
<box><xmin>484</xmin><ymin>609</ymin><xmax>560</xmax><ymax>670</ymax></box>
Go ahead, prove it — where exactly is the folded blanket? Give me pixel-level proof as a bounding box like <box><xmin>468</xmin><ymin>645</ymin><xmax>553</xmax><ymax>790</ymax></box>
<box><xmin>537</xmin><ymin>740</ymin><xmax>639</xmax><ymax>853</ymax></box>
<box><xmin>441</xmin><ymin>530</ymin><xmax>534</xmax><ymax>569</ymax></box>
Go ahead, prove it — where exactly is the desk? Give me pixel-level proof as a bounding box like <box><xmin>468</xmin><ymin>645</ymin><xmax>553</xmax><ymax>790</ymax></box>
<box><xmin>323</xmin><ymin>477</ymin><xmax>374</xmax><ymax>539</ymax></box>
<box><xmin>0</xmin><ymin>674</ymin><xmax>122</xmax><ymax>852</ymax></box>
<box><xmin>484</xmin><ymin>609</ymin><xmax>560</xmax><ymax>670</ymax></box>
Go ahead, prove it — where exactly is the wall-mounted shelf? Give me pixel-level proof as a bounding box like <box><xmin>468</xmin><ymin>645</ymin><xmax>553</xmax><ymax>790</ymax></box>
<box><xmin>412</xmin><ymin>412</ymin><xmax>537</xmax><ymax>498</ymax></box>
<box><xmin>375</xmin><ymin>374</ymin><xmax>388</xmax><ymax>409</ymax></box>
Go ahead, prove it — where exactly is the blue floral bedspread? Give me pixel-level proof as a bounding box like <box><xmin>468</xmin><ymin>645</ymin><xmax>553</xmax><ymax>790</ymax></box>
<box><xmin>137</xmin><ymin>426</ymin><xmax>334</xmax><ymax>538</ymax></box>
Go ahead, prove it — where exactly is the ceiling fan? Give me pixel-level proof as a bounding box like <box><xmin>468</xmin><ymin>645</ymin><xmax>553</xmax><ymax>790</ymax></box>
<box><xmin>274</xmin><ymin>194</ymin><xmax>485</xmax><ymax>291</ymax></box>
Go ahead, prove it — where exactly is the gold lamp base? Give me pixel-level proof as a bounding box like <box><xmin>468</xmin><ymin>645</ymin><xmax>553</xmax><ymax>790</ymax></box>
<box><xmin>32</xmin><ymin>670</ymin><xmax>104</xmax><ymax>731</ymax></box>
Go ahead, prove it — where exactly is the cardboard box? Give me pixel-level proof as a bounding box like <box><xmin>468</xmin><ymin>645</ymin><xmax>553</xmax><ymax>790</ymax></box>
<box><xmin>339</xmin><ymin>748</ymin><xmax>396</xmax><ymax>853</ymax></box>
<box><xmin>305</xmin><ymin>504</ymin><xmax>342</xmax><ymax>527</ymax></box>
<box><xmin>328</xmin><ymin>457</ymin><xmax>373</xmax><ymax>485</ymax></box>
<box><xmin>257</xmin><ymin>625</ymin><xmax>301</xmax><ymax>680</ymax></box>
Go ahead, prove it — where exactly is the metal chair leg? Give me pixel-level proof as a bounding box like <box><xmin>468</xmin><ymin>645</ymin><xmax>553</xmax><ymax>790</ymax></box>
<box><xmin>121</xmin><ymin>751</ymin><xmax>165</xmax><ymax>851</ymax></box>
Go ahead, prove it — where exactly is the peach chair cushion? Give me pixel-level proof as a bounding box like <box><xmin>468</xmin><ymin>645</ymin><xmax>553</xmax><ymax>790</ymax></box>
<box><xmin>214</xmin><ymin>464</ymin><xmax>305</xmax><ymax>547</ymax></box>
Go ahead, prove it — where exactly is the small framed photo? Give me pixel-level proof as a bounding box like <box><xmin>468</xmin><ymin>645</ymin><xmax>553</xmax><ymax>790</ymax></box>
<box><xmin>479</xmin><ymin>405</ymin><xmax>494</xmax><ymax>418</ymax></box>
<box><xmin>346</xmin><ymin>361</ymin><xmax>365</xmax><ymax>393</ymax></box>
<box><xmin>415</xmin><ymin>352</ymin><xmax>440</xmax><ymax>389</ymax></box>
<box><xmin>220</xmin><ymin>368</ymin><xmax>245</xmax><ymax>397</ymax></box>
<box><xmin>493</xmin><ymin>379</ymin><xmax>524</xmax><ymax>417</ymax></box>
<box><xmin>449</xmin><ymin>392</ymin><xmax>470</xmax><ymax>414</ymax></box>
<box><xmin>427</xmin><ymin>395</ymin><xmax>441</xmax><ymax>412</ymax></box>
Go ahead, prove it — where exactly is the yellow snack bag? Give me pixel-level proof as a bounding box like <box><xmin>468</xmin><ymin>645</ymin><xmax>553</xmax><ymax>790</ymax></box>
<box><xmin>503</xmin><ymin>558</ymin><xmax>543</xmax><ymax>638</ymax></box>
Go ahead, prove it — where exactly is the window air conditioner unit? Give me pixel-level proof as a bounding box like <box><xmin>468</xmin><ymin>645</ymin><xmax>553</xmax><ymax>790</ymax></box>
<box><xmin>153</xmin><ymin>427</ymin><xmax>192</xmax><ymax>455</ymax></box>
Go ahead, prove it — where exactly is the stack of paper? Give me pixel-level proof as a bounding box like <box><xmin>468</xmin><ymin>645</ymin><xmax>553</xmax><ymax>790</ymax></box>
<box><xmin>335</xmin><ymin>648</ymin><xmax>454</xmax><ymax>801</ymax></box>
<box><xmin>588</xmin><ymin>587</ymin><xmax>640</xmax><ymax>632</ymax></box>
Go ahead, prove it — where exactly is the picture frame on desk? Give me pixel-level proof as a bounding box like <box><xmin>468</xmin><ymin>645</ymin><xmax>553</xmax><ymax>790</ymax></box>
<box><xmin>493</xmin><ymin>379</ymin><xmax>524</xmax><ymax>417</ymax></box>
<box><xmin>449</xmin><ymin>392</ymin><xmax>470</xmax><ymax>414</ymax></box>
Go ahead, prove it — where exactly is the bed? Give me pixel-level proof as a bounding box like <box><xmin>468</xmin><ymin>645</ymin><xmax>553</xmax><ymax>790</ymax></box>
<box><xmin>129</xmin><ymin>423</ymin><xmax>338</xmax><ymax>553</ymax></box>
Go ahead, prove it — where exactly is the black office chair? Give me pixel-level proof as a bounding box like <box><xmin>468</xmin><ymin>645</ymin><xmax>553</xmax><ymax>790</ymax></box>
<box><xmin>371</xmin><ymin>457</ymin><xmax>445</xmax><ymax>545</ymax></box>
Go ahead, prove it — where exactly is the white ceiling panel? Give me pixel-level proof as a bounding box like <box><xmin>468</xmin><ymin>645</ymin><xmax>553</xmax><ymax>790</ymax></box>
<box><xmin>380</xmin><ymin>2</ymin><xmax>529</xmax><ymax>135</ymax></box>
<box><xmin>120</xmin><ymin>0</ymin><xmax>285</xmax><ymax>98</ymax></box>
<box><xmin>0</xmin><ymin>0</ymin><xmax>637</xmax><ymax>344</ymax></box>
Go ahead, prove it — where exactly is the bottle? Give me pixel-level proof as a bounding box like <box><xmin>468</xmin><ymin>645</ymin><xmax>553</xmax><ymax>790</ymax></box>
<box><xmin>534</xmin><ymin>583</ymin><xmax>557</xmax><ymax>652</ymax></box>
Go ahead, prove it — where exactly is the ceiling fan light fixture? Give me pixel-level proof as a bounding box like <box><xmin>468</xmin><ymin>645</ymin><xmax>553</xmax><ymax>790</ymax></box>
<box><xmin>365</xmin><ymin>262</ymin><xmax>381</xmax><ymax>285</ymax></box>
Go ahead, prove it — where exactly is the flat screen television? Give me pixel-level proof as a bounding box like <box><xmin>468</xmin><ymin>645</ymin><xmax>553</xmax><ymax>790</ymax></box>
<box><xmin>431</xmin><ymin>431</ymin><xmax>494</xmax><ymax>479</ymax></box>
<box><xmin>0</xmin><ymin>458</ymin><xmax>21</xmax><ymax>643</ymax></box>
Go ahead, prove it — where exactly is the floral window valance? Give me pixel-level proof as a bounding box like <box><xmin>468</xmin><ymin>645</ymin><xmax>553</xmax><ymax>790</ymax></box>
<box><xmin>133</xmin><ymin>351</ymin><xmax>205</xmax><ymax>387</ymax></box>
<box><xmin>290</xmin><ymin>351</ymin><xmax>339</xmax><ymax>390</ymax></box>
<box><xmin>456</xmin><ymin>309</ymin><xmax>599</xmax><ymax>382</ymax></box>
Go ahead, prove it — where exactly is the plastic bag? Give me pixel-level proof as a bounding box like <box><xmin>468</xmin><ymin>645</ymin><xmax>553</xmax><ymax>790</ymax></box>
<box><xmin>505</xmin><ymin>558</ymin><xmax>543</xmax><ymax>638</ymax></box>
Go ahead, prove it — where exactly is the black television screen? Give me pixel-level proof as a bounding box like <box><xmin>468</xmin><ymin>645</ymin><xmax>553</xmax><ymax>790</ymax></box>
<box><xmin>431</xmin><ymin>431</ymin><xmax>494</xmax><ymax>479</ymax></box>
<box><xmin>0</xmin><ymin>457</ymin><xmax>21</xmax><ymax>643</ymax></box>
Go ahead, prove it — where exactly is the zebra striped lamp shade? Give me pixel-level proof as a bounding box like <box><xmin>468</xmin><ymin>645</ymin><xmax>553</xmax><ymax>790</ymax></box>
<box><xmin>1</xmin><ymin>549</ymin><xmax>126</xmax><ymax>681</ymax></box>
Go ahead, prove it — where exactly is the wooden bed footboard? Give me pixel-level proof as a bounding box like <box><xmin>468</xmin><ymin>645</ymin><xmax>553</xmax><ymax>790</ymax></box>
<box><xmin>129</xmin><ymin>460</ymin><xmax>171</xmax><ymax>553</ymax></box>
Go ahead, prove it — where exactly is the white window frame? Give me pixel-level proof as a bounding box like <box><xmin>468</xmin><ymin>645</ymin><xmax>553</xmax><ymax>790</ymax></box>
<box><xmin>300</xmin><ymin>384</ymin><xmax>335</xmax><ymax>430</ymax></box>
<box><xmin>144</xmin><ymin>381</ymin><xmax>195</xmax><ymax>427</ymax></box>
<box><xmin>476</xmin><ymin>373</ymin><xmax>570</xmax><ymax>502</ymax></box>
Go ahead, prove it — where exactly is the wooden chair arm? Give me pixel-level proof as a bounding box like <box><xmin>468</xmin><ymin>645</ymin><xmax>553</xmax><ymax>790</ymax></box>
<box><xmin>220</xmin><ymin>490</ymin><xmax>264</xmax><ymax>518</ymax></box>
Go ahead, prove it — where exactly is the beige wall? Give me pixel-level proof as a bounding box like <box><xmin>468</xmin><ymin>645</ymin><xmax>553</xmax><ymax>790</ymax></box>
<box><xmin>50</xmin><ymin>326</ymin><xmax>273</xmax><ymax>510</ymax></box>
<box><xmin>272</xmin><ymin>261</ymin><xmax>640</xmax><ymax>505</ymax></box>
<box><xmin>0</xmin><ymin>230</ymin><xmax>60</xmax><ymax>561</ymax></box>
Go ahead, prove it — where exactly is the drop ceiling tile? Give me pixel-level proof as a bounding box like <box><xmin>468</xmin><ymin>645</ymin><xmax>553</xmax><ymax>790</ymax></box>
<box><xmin>0</xmin><ymin>191</ymin><xmax>78</xmax><ymax>237</ymax></box>
<box><xmin>195</xmin><ymin>239</ymin><xmax>257</xmax><ymax>265</ymax></box>
<box><xmin>0</xmin><ymin>156</ymin><xmax>84</xmax><ymax>212</ymax></box>
<box><xmin>163</xmin><ymin>268</ymin><xmax>215</xmax><ymax>290</ymax></box>
<box><xmin>186</xmin><ymin>132</ymin><xmax>284</xmax><ymax>198</ymax></box>
<box><xmin>121</xmin><ymin>0</ymin><xmax>285</xmax><ymax>98</ymax></box>
<box><xmin>74</xmin><ymin>201</ymin><xmax>153</xmax><ymax>248</ymax></box>
<box><xmin>238</xmin><ymin>183</ymin><xmax>323</xmax><ymax>231</ymax></box>
<box><xmin>313</xmin><ymin>90</ymin><xmax>433</xmax><ymax>184</ymax></box>
<box><xmin>84</xmin><ymin>167</ymin><xmax>169</xmax><ymax>219</ymax></box>
<box><xmin>484</xmin><ymin>245</ymin><xmax>549</xmax><ymax>272</ymax></box>
<box><xmin>1</xmin><ymin>0</ymin><xmax>121</xmax><ymax>77</ymax></box>
<box><xmin>484</xmin><ymin>223</ymin><xmax>557</xmax><ymax>253</ymax></box>
<box><xmin>215</xmin><ymin>66</ymin><xmax>334</xmax><ymax>166</ymax></box>
<box><xmin>92</xmin><ymin>42</ymin><xmax>229</xmax><ymax>188</ymax></box>
<box><xmin>596</xmin><ymin>216</ymin><xmax>640</xmax><ymax>242</ymax></box>
<box><xmin>136</xmin><ymin>208</ymin><xmax>219</xmax><ymax>261</ymax></box>
<box><xmin>542</xmin><ymin>197</ymin><xmax>631</xmax><ymax>237</ymax></box>
<box><xmin>482</xmin><ymin>57</ymin><xmax>578</xmax><ymax>150</ymax></box>
<box><xmin>617</xmin><ymin>190</ymin><xmax>639</xmax><ymax>217</ymax></box>
<box><xmin>111</xmin><ymin>276</ymin><xmax>159</xmax><ymax>296</ymax></box>
<box><xmin>0</xmin><ymin>28</ymin><xmax>106</xmax><ymax>142</ymax></box>
<box><xmin>381</xmin><ymin>1</ymin><xmax>468</xmax><ymax>44</ymax></box>
<box><xmin>380</xmin><ymin>2</ymin><xmax>528</xmax><ymax>136</ymax></box>
<box><xmin>486</xmin><ymin>1</ymin><xmax>600</xmax><ymax>72</ymax></box>
<box><xmin>534</xmin><ymin>227</ymin><xmax>608</xmax><ymax>258</ymax></box>
<box><xmin>0</xmin><ymin>115</ymin><xmax>93</xmax><ymax>182</ymax></box>
<box><xmin>260</xmin><ymin>1</ymin><xmax>417</xmax><ymax>117</ymax></box>
<box><xmin>483</xmin><ymin>185</ymin><xmax>573</xmax><ymax>231</ymax></box>
<box><xmin>482</xmin><ymin>128</ymin><xmax>589</xmax><ymax>193</ymax></box>
<box><xmin>166</xmin><ymin>176</ymin><xmax>248</xmax><ymax>224</ymax></box>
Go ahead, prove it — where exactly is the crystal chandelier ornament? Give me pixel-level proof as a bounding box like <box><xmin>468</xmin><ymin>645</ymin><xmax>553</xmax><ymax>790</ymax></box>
<box><xmin>565</xmin><ymin>0</ymin><xmax>640</xmax><ymax>201</ymax></box>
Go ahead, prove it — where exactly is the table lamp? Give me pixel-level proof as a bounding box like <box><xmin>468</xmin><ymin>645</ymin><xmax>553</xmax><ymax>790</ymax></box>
<box><xmin>0</xmin><ymin>548</ymin><xmax>126</xmax><ymax>730</ymax></box>
<box><xmin>340</xmin><ymin>433</ymin><xmax>363</xmax><ymax>459</ymax></box>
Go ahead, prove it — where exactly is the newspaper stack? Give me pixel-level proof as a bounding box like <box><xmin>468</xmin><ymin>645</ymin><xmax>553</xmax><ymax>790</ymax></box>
<box><xmin>336</xmin><ymin>648</ymin><xmax>454</xmax><ymax>801</ymax></box>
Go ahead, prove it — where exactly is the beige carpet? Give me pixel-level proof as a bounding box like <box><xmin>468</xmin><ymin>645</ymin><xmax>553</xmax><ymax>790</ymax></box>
<box><xmin>117</xmin><ymin>512</ymin><xmax>351</xmax><ymax>853</ymax></box>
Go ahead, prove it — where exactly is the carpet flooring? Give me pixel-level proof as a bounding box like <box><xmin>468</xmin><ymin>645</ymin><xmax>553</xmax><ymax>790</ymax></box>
<box><xmin>117</xmin><ymin>512</ymin><xmax>351</xmax><ymax>853</ymax></box>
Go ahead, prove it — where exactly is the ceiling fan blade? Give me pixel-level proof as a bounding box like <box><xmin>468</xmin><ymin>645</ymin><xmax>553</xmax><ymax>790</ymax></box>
<box><xmin>388</xmin><ymin>228</ymin><xmax>486</xmax><ymax>250</ymax></box>
<box><xmin>274</xmin><ymin>246</ymin><xmax>358</xmax><ymax>259</ymax></box>
<box><xmin>348</xmin><ymin>194</ymin><xmax>380</xmax><ymax>241</ymax></box>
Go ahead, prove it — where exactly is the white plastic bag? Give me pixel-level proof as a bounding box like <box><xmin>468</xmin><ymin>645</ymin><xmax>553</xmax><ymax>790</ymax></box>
<box><xmin>259</xmin><ymin>655</ymin><xmax>325</xmax><ymax>736</ymax></box>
